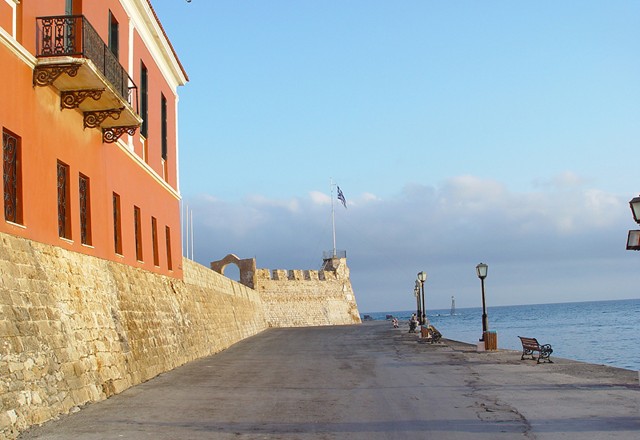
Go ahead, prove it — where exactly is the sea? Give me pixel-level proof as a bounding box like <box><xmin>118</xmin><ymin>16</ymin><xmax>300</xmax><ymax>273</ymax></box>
<box><xmin>362</xmin><ymin>298</ymin><xmax>640</xmax><ymax>371</ymax></box>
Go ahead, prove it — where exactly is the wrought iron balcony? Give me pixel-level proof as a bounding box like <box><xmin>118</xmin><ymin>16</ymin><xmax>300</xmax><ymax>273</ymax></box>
<box><xmin>34</xmin><ymin>15</ymin><xmax>141</xmax><ymax>143</ymax></box>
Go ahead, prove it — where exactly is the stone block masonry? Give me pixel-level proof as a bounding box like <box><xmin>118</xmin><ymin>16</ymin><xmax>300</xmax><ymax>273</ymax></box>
<box><xmin>210</xmin><ymin>254</ymin><xmax>362</xmax><ymax>329</ymax></box>
<box><xmin>0</xmin><ymin>232</ymin><xmax>267</xmax><ymax>439</ymax></box>
<box><xmin>1</xmin><ymin>236</ymin><xmax>361</xmax><ymax>439</ymax></box>
<box><xmin>254</xmin><ymin>257</ymin><xmax>362</xmax><ymax>328</ymax></box>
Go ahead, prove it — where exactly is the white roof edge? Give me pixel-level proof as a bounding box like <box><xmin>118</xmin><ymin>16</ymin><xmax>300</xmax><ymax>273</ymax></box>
<box><xmin>124</xmin><ymin>0</ymin><xmax>188</xmax><ymax>92</ymax></box>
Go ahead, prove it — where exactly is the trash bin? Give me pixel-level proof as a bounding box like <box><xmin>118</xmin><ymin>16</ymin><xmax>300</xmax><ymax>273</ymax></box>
<box><xmin>476</xmin><ymin>340</ymin><xmax>485</xmax><ymax>352</ymax></box>
<box><xmin>483</xmin><ymin>331</ymin><xmax>497</xmax><ymax>351</ymax></box>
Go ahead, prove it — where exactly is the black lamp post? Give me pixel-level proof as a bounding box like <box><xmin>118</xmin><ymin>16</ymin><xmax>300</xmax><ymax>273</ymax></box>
<box><xmin>627</xmin><ymin>196</ymin><xmax>640</xmax><ymax>250</ymax></box>
<box><xmin>417</xmin><ymin>271</ymin><xmax>427</xmax><ymax>325</ymax></box>
<box><xmin>476</xmin><ymin>263</ymin><xmax>489</xmax><ymax>340</ymax></box>
<box><xmin>629</xmin><ymin>196</ymin><xmax>640</xmax><ymax>223</ymax></box>
<box><xmin>414</xmin><ymin>282</ymin><xmax>421</xmax><ymax>320</ymax></box>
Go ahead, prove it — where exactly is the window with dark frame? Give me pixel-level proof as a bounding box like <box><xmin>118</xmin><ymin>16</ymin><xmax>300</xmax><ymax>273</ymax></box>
<box><xmin>57</xmin><ymin>161</ymin><xmax>71</xmax><ymax>239</ymax></box>
<box><xmin>161</xmin><ymin>93</ymin><xmax>167</xmax><ymax>160</ymax></box>
<box><xmin>79</xmin><ymin>174</ymin><xmax>91</xmax><ymax>245</ymax></box>
<box><xmin>140</xmin><ymin>62</ymin><xmax>148</xmax><ymax>139</ymax></box>
<box><xmin>3</xmin><ymin>129</ymin><xmax>22</xmax><ymax>225</ymax></box>
<box><xmin>108</xmin><ymin>11</ymin><xmax>119</xmax><ymax>59</ymax></box>
<box><xmin>165</xmin><ymin>226</ymin><xmax>172</xmax><ymax>270</ymax></box>
<box><xmin>134</xmin><ymin>205</ymin><xmax>142</xmax><ymax>261</ymax></box>
<box><xmin>113</xmin><ymin>192</ymin><xmax>122</xmax><ymax>255</ymax></box>
<box><xmin>151</xmin><ymin>216</ymin><xmax>159</xmax><ymax>266</ymax></box>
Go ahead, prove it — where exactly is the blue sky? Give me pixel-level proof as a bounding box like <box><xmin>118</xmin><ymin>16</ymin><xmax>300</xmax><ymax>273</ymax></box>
<box><xmin>153</xmin><ymin>0</ymin><xmax>640</xmax><ymax>312</ymax></box>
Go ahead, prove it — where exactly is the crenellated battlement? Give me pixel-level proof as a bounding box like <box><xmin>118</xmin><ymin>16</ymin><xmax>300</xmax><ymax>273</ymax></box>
<box><xmin>255</xmin><ymin>268</ymin><xmax>339</xmax><ymax>281</ymax></box>
<box><xmin>211</xmin><ymin>255</ymin><xmax>350</xmax><ymax>287</ymax></box>
<box><xmin>256</xmin><ymin>256</ymin><xmax>349</xmax><ymax>283</ymax></box>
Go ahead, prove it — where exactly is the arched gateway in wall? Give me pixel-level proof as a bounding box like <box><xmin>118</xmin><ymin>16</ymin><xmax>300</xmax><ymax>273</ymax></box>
<box><xmin>210</xmin><ymin>254</ymin><xmax>257</xmax><ymax>288</ymax></box>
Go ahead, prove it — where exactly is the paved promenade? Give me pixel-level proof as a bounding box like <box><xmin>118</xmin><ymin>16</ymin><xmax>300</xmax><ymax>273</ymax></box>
<box><xmin>18</xmin><ymin>321</ymin><xmax>639</xmax><ymax>439</ymax></box>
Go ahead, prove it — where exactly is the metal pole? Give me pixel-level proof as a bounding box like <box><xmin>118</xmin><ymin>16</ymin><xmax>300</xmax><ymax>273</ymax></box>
<box><xmin>481</xmin><ymin>277</ymin><xmax>488</xmax><ymax>336</ymax></box>
<box><xmin>330</xmin><ymin>178</ymin><xmax>336</xmax><ymax>257</ymax></box>
<box><xmin>420</xmin><ymin>281</ymin><xmax>426</xmax><ymax>325</ymax></box>
<box><xmin>190</xmin><ymin>208</ymin><xmax>194</xmax><ymax>260</ymax></box>
<box><xmin>184</xmin><ymin>203</ymin><xmax>189</xmax><ymax>258</ymax></box>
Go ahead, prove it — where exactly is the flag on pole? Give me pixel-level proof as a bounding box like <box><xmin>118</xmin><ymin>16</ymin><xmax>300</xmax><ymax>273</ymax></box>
<box><xmin>337</xmin><ymin>186</ymin><xmax>347</xmax><ymax>208</ymax></box>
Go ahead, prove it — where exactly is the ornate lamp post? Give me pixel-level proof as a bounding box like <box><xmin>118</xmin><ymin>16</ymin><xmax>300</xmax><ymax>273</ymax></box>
<box><xmin>414</xmin><ymin>282</ymin><xmax>421</xmax><ymax>320</ymax></box>
<box><xmin>476</xmin><ymin>263</ymin><xmax>489</xmax><ymax>339</ymax></box>
<box><xmin>417</xmin><ymin>271</ymin><xmax>427</xmax><ymax>325</ymax></box>
<box><xmin>627</xmin><ymin>196</ymin><xmax>640</xmax><ymax>250</ymax></box>
<box><xmin>629</xmin><ymin>196</ymin><xmax>640</xmax><ymax>223</ymax></box>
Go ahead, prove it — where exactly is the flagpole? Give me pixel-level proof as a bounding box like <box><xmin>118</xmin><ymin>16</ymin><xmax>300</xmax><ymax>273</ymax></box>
<box><xmin>190</xmin><ymin>208</ymin><xmax>194</xmax><ymax>260</ymax></box>
<box><xmin>184</xmin><ymin>202</ymin><xmax>189</xmax><ymax>258</ymax></box>
<box><xmin>331</xmin><ymin>178</ymin><xmax>336</xmax><ymax>257</ymax></box>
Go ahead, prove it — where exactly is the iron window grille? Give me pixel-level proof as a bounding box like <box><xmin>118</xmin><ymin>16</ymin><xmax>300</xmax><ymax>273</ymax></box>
<box><xmin>2</xmin><ymin>130</ymin><xmax>22</xmax><ymax>224</ymax></box>
<box><xmin>57</xmin><ymin>161</ymin><xmax>71</xmax><ymax>239</ymax></box>
<box><xmin>79</xmin><ymin>174</ymin><xmax>91</xmax><ymax>245</ymax></box>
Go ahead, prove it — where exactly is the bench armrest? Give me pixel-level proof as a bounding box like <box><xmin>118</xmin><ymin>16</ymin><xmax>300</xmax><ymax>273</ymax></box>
<box><xmin>540</xmin><ymin>344</ymin><xmax>553</xmax><ymax>354</ymax></box>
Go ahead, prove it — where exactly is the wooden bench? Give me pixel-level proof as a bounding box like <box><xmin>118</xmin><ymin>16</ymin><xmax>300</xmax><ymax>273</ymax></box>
<box><xmin>518</xmin><ymin>336</ymin><xmax>553</xmax><ymax>363</ymax></box>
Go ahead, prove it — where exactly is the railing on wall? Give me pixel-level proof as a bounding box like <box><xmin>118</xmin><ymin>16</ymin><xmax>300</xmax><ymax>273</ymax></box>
<box><xmin>35</xmin><ymin>15</ymin><xmax>139</xmax><ymax>113</ymax></box>
<box><xmin>323</xmin><ymin>250</ymin><xmax>347</xmax><ymax>260</ymax></box>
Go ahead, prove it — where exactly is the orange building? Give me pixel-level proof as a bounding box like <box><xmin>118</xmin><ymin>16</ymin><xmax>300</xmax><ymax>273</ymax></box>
<box><xmin>0</xmin><ymin>0</ymin><xmax>188</xmax><ymax>278</ymax></box>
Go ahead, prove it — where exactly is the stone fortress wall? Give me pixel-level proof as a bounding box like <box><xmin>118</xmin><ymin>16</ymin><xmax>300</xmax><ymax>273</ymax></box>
<box><xmin>210</xmin><ymin>254</ymin><xmax>362</xmax><ymax>328</ymax></box>
<box><xmin>253</xmin><ymin>259</ymin><xmax>361</xmax><ymax>327</ymax></box>
<box><xmin>1</xmin><ymin>236</ymin><xmax>360</xmax><ymax>439</ymax></box>
<box><xmin>0</xmin><ymin>233</ymin><xmax>267</xmax><ymax>439</ymax></box>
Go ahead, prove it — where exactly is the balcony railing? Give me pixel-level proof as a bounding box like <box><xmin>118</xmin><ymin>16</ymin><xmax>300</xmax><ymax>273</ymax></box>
<box><xmin>36</xmin><ymin>15</ymin><xmax>138</xmax><ymax>113</ymax></box>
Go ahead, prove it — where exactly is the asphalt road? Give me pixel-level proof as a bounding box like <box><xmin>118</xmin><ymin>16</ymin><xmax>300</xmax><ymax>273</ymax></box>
<box><xmin>18</xmin><ymin>322</ymin><xmax>640</xmax><ymax>439</ymax></box>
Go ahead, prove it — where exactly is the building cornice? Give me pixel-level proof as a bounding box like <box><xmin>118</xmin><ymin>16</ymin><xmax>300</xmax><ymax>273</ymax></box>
<box><xmin>122</xmin><ymin>0</ymin><xmax>189</xmax><ymax>93</ymax></box>
<box><xmin>0</xmin><ymin>27</ymin><xmax>36</xmax><ymax>68</ymax></box>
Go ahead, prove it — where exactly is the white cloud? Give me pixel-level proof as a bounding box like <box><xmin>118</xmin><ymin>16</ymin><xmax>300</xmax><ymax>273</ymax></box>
<box><xmin>187</xmin><ymin>176</ymin><xmax>639</xmax><ymax>312</ymax></box>
<box><xmin>310</xmin><ymin>191</ymin><xmax>330</xmax><ymax>205</ymax></box>
<box><xmin>244</xmin><ymin>194</ymin><xmax>301</xmax><ymax>212</ymax></box>
<box><xmin>441</xmin><ymin>175</ymin><xmax>507</xmax><ymax>204</ymax></box>
<box><xmin>533</xmin><ymin>171</ymin><xmax>593</xmax><ymax>190</ymax></box>
<box><xmin>361</xmin><ymin>192</ymin><xmax>379</xmax><ymax>202</ymax></box>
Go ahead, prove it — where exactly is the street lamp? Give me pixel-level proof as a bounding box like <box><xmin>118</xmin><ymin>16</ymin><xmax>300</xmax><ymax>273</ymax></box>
<box><xmin>629</xmin><ymin>196</ymin><xmax>640</xmax><ymax>224</ymax></box>
<box><xmin>417</xmin><ymin>271</ymin><xmax>427</xmax><ymax>325</ymax></box>
<box><xmin>414</xmin><ymin>282</ymin><xmax>421</xmax><ymax>321</ymax></box>
<box><xmin>627</xmin><ymin>196</ymin><xmax>640</xmax><ymax>251</ymax></box>
<box><xmin>476</xmin><ymin>263</ymin><xmax>489</xmax><ymax>340</ymax></box>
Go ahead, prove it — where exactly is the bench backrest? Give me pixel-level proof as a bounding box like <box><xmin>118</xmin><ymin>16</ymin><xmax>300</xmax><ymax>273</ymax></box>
<box><xmin>518</xmin><ymin>336</ymin><xmax>540</xmax><ymax>349</ymax></box>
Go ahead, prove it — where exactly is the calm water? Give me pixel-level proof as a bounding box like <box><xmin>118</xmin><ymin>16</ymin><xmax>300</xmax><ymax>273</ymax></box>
<box><xmin>363</xmin><ymin>298</ymin><xmax>640</xmax><ymax>371</ymax></box>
